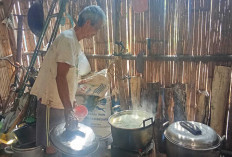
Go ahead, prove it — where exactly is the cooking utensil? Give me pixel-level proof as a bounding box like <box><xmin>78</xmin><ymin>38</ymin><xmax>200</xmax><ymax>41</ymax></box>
<box><xmin>50</xmin><ymin>122</ymin><xmax>99</xmax><ymax>156</ymax></box>
<box><xmin>164</xmin><ymin>121</ymin><xmax>223</xmax><ymax>157</ymax></box>
<box><xmin>108</xmin><ymin>110</ymin><xmax>155</xmax><ymax>150</ymax></box>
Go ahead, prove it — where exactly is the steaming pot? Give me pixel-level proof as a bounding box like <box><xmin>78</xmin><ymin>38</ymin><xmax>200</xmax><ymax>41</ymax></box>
<box><xmin>108</xmin><ymin>110</ymin><xmax>155</xmax><ymax>150</ymax></box>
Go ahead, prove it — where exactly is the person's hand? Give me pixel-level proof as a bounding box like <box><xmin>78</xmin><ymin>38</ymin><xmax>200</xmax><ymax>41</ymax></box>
<box><xmin>64</xmin><ymin>108</ymin><xmax>78</xmax><ymax>131</ymax></box>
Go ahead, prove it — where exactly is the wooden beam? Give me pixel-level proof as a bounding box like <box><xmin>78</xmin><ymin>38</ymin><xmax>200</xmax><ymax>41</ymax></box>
<box><xmin>4</xmin><ymin>52</ymin><xmax>232</xmax><ymax>62</ymax></box>
<box><xmin>86</xmin><ymin>54</ymin><xmax>232</xmax><ymax>62</ymax></box>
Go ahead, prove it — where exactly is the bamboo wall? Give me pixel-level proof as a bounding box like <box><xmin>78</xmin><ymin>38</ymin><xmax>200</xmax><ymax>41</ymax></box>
<box><xmin>0</xmin><ymin>2</ymin><xmax>14</xmax><ymax>100</ymax></box>
<box><xmin>0</xmin><ymin>0</ymin><xmax>232</xmax><ymax>150</ymax></box>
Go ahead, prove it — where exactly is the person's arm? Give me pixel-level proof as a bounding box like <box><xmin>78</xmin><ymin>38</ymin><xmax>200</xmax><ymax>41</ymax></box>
<box><xmin>56</xmin><ymin>62</ymin><xmax>72</xmax><ymax>110</ymax></box>
<box><xmin>56</xmin><ymin>62</ymin><xmax>78</xmax><ymax>130</ymax></box>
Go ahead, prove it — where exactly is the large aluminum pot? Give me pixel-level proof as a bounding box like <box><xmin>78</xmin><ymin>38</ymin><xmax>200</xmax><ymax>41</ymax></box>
<box><xmin>4</xmin><ymin>142</ymin><xmax>44</xmax><ymax>157</ymax></box>
<box><xmin>108</xmin><ymin>110</ymin><xmax>154</xmax><ymax>150</ymax></box>
<box><xmin>164</xmin><ymin>121</ymin><xmax>223</xmax><ymax>157</ymax></box>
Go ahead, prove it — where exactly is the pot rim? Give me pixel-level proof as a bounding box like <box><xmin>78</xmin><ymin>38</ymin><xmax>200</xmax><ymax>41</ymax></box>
<box><xmin>108</xmin><ymin>110</ymin><xmax>155</xmax><ymax>130</ymax></box>
<box><xmin>164</xmin><ymin>130</ymin><xmax>222</xmax><ymax>151</ymax></box>
<box><xmin>11</xmin><ymin>144</ymin><xmax>43</xmax><ymax>152</ymax></box>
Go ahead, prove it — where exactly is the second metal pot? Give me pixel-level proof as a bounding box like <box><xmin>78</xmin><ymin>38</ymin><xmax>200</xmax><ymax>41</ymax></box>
<box><xmin>164</xmin><ymin>121</ymin><xmax>223</xmax><ymax>157</ymax></box>
<box><xmin>108</xmin><ymin>110</ymin><xmax>154</xmax><ymax>150</ymax></box>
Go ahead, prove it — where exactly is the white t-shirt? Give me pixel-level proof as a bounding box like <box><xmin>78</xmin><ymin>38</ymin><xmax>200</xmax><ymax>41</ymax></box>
<box><xmin>31</xmin><ymin>28</ymin><xmax>81</xmax><ymax>109</ymax></box>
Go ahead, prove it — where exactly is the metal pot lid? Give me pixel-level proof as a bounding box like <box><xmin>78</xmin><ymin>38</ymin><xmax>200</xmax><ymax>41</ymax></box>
<box><xmin>108</xmin><ymin>110</ymin><xmax>154</xmax><ymax>129</ymax></box>
<box><xmin>164</xmin><ymin>121</ymin><xmax>221</xmax><ymax>150</ymax></box>
<box><xmin>50</xmin><ymin>123</ymin><xmax>99</xmax><ymax>156</ymax></box>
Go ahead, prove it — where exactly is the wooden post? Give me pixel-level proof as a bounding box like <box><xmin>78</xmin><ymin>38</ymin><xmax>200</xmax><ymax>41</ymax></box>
<box><xmin>211</xmin><ymin>66</ymin><xmax>231</xmax><ymax>136</ymax></box>
<box><xmin>172</xmin><ymin>83</ymin><xmax>187</xmax><ymax>122</ymax></box>
<box><xmin>114</xmin><ymin>56</ymin><xmax>128</xmax><ymax>110</ymax></box>
<box><xmin>141</xmin><ymin>82</ymin><xmax>161</xmax><ymax>115</ymax></box>
<box><xmin>226</xmin><ymin>92</ymin><xmax>232</xmax><ymax>150</ymax></box>
<box><xmin>195</xmin><ymin>90</ymin><xmax>210</xmax><ymax>124</ymax></box>
<box><xmin>113</xmin><ymin>0</ymin><xmax>121</xmax><ymax>44</ymax></box>
<box><xmin>7</xmin><ymin>28</ymin><xmax>17</xmax><ymax>62</ymax></box>
<box><xmin>130</xmin><ymin>76</ymin><xmax>141</xmax><ymax>109</ymax></box>
<box><xmin>16</xmin><ymin>15</ymin><xmax>23</xmax><ymax>64</ymax></box>
<box><xmin>163</xmin><ymin>87</ymin><xmax>174</xmax><ymax>124</ymax></box>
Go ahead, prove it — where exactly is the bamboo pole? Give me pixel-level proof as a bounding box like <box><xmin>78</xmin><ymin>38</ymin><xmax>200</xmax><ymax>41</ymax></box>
<box><xmin>211</xmin><ymin>66</ymin><xmax>231</xmax><ymax>136</ymax></box>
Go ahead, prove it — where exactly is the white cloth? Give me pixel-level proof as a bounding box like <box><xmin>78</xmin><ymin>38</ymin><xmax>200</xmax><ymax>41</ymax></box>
<box><xmin>31</xmin><ymin>28</ymin><xmax>81</xmax><ymax>109</ymax></box>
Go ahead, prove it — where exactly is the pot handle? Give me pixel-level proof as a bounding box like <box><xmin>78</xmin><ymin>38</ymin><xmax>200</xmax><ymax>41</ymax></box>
<box><xmin>180</xmin><ymin>121</ymin><xmax>202</xmax><ymax>135</ymax></box>
<box><xmin>4</xmin><ymin>146</ymin><xmax>14</xmax><ymax>154</ymax></box>
<box><xmin>143</xmin><ymin>117</ymin><xmax>153</xmax><ymax>128</ymax></box>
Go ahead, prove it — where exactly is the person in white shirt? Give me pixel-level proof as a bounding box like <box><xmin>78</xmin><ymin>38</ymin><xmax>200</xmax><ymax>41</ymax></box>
<box><xmin>30</xmin><ymin>5</ymin><xmax>106</xmax><ymax>155</ymax></box>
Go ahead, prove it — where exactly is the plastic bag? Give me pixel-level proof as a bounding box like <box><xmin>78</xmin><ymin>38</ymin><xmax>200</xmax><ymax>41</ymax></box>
<box><xmin>76</xmin><ymin>69</ymin><xmax>109</xmax><ymax>98</ymax></box>
<box><xmin>78</xmin><ymin>51</ymin><xmax>91</xmax><ymax>76</ymax></box>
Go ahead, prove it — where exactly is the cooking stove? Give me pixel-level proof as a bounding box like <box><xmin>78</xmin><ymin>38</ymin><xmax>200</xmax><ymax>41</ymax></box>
<box><xmin>110</xmin><ymin>140</ymin><xmax>155</xmax><ymax>157</ymax></box>
<box><xmin>86</xmin><ymin>136</ymin><xmax>155</xmax><ymax>157</ymax></box>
